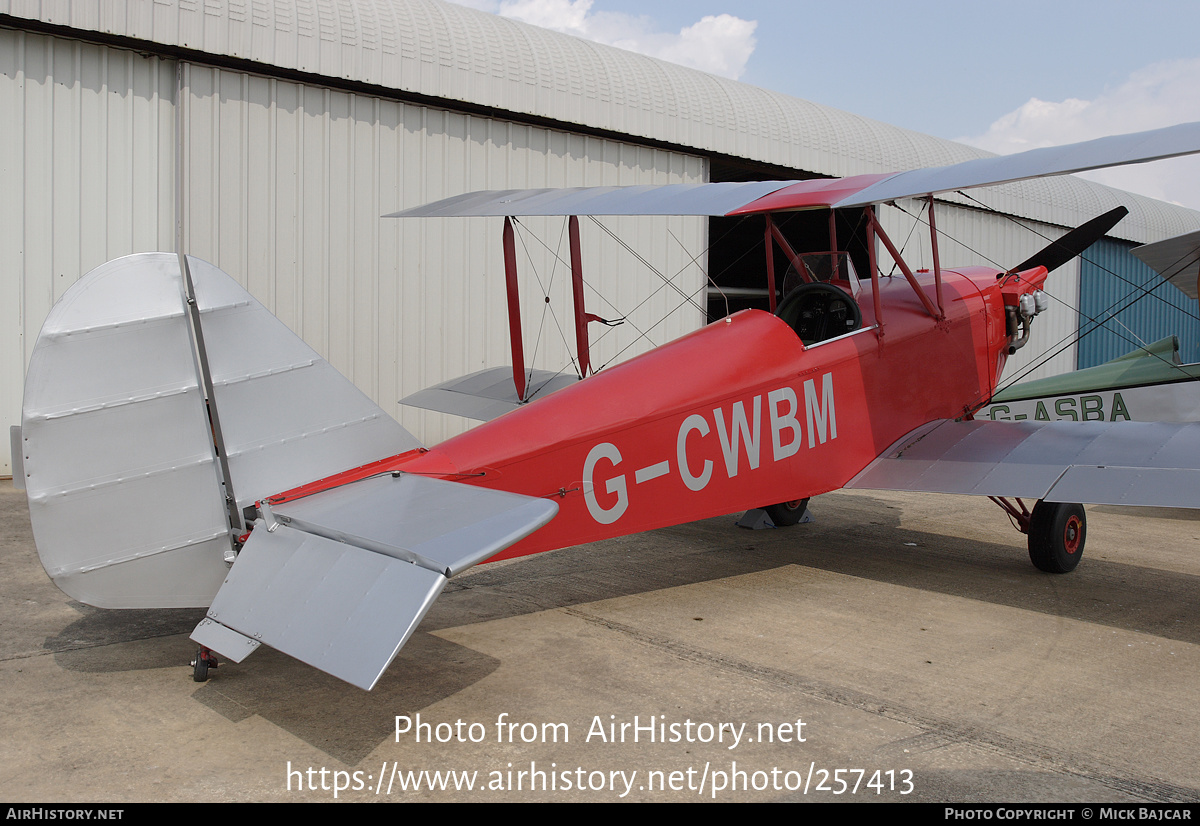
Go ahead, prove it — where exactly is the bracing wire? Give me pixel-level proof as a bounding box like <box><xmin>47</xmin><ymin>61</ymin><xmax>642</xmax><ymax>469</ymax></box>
<box><xmin>586</xmin><ymin>216</ymin><xmax>708</xmax><ymax>316</ymax></box>
<box><xmin>957</xmin><ymin>189</ymin><xmax>1200</xmax><ymax>325</ymax></box>
<box><xmin>508</xmin><ymin>217</ymin><xmax>656</xmax><ymax>371</ymax></box>
<box><xmin>889</xmin><ymin>201</ymin><xmax>925</xmax><ymax>273</ymax></box>
<box><xmin>510</xmin><ymin>217</ymin><xmax>580</xmax><ymax>378</ymax></box>
<box><xmin>885</xmin><ymin>198</ymin><xmax>1195</xmax><ymax>395</ymax></box>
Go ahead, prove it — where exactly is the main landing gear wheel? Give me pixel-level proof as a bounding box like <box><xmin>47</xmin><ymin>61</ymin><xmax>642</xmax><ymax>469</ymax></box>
<box><xmin>1027</xmin><ymin>500</ymin><xmax>1086</xmax><ymax>573</ymax></box>
<box><xmin>765</xmin><ymin>498</ymin><xmax>810</xmax><ymax>527</ymax></box>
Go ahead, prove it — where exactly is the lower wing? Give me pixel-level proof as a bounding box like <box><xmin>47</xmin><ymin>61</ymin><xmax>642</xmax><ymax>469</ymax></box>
<box><xmin>847</xmin><ymin>419</ymin><xmax>1200</xmax><ymax>508</ymax></box>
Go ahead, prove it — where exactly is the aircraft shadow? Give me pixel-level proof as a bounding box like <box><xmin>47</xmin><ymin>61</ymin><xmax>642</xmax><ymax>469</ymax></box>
<box><xmin>422</xmin><ymin>492</ymin><xmax>1200</xmax><ymax>647</ymax></box>
<box><xmin>33</xmin><ymin>491</ymin><xmax>1200</xmax><ymax>765</ymax></box>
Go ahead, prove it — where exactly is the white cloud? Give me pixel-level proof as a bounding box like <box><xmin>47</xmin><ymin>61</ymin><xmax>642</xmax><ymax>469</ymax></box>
<box><xmin>958</xmin><ymin>59</ymin><xmax>1200</xmax><ymax>211</ymax></box>
<box><xmin>650</xmin><ymin>14</ymin><xmax>758</xmax><ymax>80</ymax></box>
<box><xmin>449</xmin><ymin>0</ymin><xmax>757</xmax><ymax>80</ymax></box>
<box><xmin>497</xmin><ymin>0</ymin><xmax>594</xmax><ymax>33</ymax></box>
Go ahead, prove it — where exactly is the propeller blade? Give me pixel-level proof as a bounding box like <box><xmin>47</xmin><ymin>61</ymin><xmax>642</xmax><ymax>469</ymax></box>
<box><xmin>1013</xmin><ymin>206</ymin><xmax>1129</xmax><ymax>274</ymax></box>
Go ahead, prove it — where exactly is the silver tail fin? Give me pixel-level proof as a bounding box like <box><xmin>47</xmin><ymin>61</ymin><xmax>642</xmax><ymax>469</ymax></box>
<box><xmin>20</xmin><ymin>253</ymin><xmax>421</xmax><ymax>608</ymax></box>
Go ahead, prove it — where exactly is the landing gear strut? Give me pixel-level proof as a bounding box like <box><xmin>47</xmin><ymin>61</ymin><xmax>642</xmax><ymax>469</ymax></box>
<box><xmin>990</xmin><ymin>497</ymin><xmax>1086</xmax><ymax>573</ymax></box>
<box><xmin>192</xmin><ymin>646</ymin><xmax>219</xmax><ymax>682</ymax></box>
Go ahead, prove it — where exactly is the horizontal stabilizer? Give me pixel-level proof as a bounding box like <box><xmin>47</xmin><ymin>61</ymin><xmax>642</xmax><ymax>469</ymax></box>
<box><xmin>193</xmin><ymin>473</ymin><xmax>557</xmax><ymax>689</ymax></box>
<box><xmin>198</xmin><ymin>524</ymin><xmax>445</xmax><ymax>690</ymax></box>
<box><xmin>270</xmin><ymin>473</ymin><xmax>560</xmax><ymax>576</ymax></box>
<box><xmin>400</xmin><ymin>366</ymin><xmax>579</xmax><ymax>421</ymax></box>
<box><xmin>847</xmin><ymin>419</ymin><xmax>1200</xmax><ymax>508</ymax></box>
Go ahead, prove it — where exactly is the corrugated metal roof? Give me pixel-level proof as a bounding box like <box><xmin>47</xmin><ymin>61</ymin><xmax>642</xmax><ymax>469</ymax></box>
<box><xmin>3</xmin><ymin>0</ymin><xmax>1197</xmax><ymax>242</ymax></box>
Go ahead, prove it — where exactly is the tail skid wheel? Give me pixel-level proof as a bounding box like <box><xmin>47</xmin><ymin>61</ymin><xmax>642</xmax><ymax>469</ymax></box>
<box><xmin>192</xmin><ymin>647</ymin><xmax>219</xmax><ymax>682</ymax></box>
<box><xmin>764</xmin><ymin>498</ymin><xmax>810</xmax><ymax>527</ymax></box>
<box><xmin>1027</xmin><ymin>501</ymin><xmax>1085</xmax><ymax>573</ymax></box>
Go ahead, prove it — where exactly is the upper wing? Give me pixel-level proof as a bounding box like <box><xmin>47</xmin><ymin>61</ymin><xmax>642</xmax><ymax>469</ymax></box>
<box><xmin>389</xmin><ymin>121</ymin><xmax>1200</xmax><ymax>218</ymax></box>
<box><xmin>847</xmin><ymin>418</ymin><xmax>1200</xmax><ymax>508</ymax></box>
<box><xmin>833</xmin><ymin>121</ymin><xmax>1200</xmax><ymax>208</ymax></box>
<box><xmin>1133</xmin><ymin>229</ymin><xmax>1200</xmax><ymax>299</ymax></box>
<box><xmin>386</xmin><ymin>181</ymin><xmax>800</xmax><ymax>217</ymax></box>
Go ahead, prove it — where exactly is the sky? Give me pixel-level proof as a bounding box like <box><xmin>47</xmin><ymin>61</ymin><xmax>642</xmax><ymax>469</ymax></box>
<box><xmin>448</xmin><ymin>0</ymin><xmax>1200</xmax><ymax>210</ymax></box>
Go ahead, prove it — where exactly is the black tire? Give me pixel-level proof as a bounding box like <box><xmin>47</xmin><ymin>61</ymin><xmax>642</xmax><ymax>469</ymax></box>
<box><xmin>765</xmin><ymin>498</ymin><xmax>810</xmax><ymax>527</ymax></box>
<box><xmin>1027</xmin><ymin>501</ymin><xmax>1085</xmax><ymax>573</ymax></box>
<box><xmin>193</xmin><ymin>649</ymin><xmax>210</xmax><ymax>683</ymax></box>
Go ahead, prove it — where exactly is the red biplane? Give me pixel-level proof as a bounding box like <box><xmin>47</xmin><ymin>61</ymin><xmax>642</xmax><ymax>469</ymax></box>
<box><xmin>17</xmin><ymin>122</ymin><xmax>1200</xmax><ymax>690</ymax></box>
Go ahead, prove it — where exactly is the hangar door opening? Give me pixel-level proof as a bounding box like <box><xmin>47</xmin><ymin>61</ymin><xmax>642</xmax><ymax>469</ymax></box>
<box><xmin>705</xmin><ymin>162</ymin><xmax>874</xmax><ymax>324</ymax></box>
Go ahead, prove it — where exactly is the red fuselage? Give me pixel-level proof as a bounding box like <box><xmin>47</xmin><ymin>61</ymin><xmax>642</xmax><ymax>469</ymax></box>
<box><xmin>281</xmin><ymin>266</ymin><xmax>1017</xmax><ymax>560</ymax></box>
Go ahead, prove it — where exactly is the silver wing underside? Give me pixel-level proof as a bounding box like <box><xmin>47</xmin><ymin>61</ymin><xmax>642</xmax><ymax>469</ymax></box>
<box><xmin>847</xmin><ymin>419</ymin><xmax>1200</xmax><ymax>508</ymax></box>
<box><xmin>387</xmin><ymin>121</ymin><xmax>1200</xmax><ymax>219</ymax></box>
<box><xmin>400</xmin><ymin>366</ymin><xmax>579</xmax><ymax>421</ymax></box>
<box><xmin>387</xmin><ymin>181</ymin><xmax>794</xmax><ymax>218</ymax></box>
<box><xmin>836</xmin><ymin>121</ymin><xmax>1200</xmax><ymax>208</ymax></box>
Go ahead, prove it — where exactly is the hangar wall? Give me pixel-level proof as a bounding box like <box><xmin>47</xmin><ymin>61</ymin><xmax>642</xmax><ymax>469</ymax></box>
<box><xmin>1</xmin><ymin>30</ymin><xmax>179</xmax><ymax>478</ymax></box>
<box><xmin>0</xmin><ymin>26</ymin><xmax>708</xmax><ymax>475</ymax></box>
<box><xmin>3</xmin><ymin>0</ymin><xmax>1195</xmax><ymax>481</ymax></box>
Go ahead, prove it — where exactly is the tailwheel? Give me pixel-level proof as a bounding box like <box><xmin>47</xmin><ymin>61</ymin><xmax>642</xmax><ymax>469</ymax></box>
<box><xmin>1027</xmin><ymin>500</ymin><xmax>1086</xmax><ymax>573</ymax></box>
<box><xmin>192</xmin><ymin>646</ymin><xmax>219</xmax><ymax>682</ymax></box>
<box><xmin>764</xmin><ymin>498</ymin><xmax>810</xmax><ymax>527</ymax></box>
